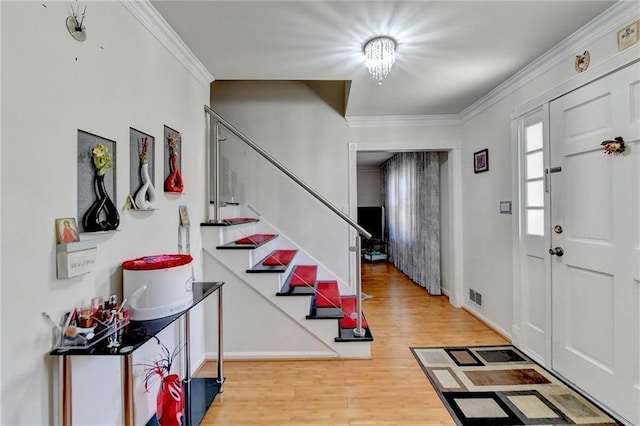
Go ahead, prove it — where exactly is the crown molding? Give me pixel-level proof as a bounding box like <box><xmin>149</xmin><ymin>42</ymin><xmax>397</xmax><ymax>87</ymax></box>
<box><xmin>346</xmin><ymin>114</ymin><xmax>461</xmax><ymax>128</ymax></box>
<box><xmin>120</xmin><ymin>0</ymin><xmax>214</xmax><ymax>89</ymax></box>
<box><xmin>460</xmin><ymin>1</ymin><xmax>639</xmax><ymax>122</ymax></box>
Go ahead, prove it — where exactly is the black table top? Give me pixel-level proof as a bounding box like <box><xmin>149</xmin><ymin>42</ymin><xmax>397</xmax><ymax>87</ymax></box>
<box><xmin>50</xmin><ymin>282</ymin><xmax>223</xmax><ymax>356</ymax></box>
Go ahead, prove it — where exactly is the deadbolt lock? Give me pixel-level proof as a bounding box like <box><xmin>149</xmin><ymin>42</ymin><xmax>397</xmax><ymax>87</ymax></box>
<box><xmin>554</xmin><ymin>225</ymin><xmax>563</xmax><ymax>234</ymax></box>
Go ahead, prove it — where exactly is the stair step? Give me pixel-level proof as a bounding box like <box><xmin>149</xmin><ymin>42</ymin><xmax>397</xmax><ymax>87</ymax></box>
<box><xmin>306</xmin><ymin>281</ymin><xmax>343</xmax><ymax>320</ymax></box>
<box><xmin>289</xmin><ymin>265</ymin><xmax>317</xmax><ymax>287</ymax></box>
<box><xmin>262</xmin><ymin>249</ymin><xmax>297</xmax><ymax>266</ymax></box>
<box><xmin>336</xmin><ymin>296</ymin><xmax>373</xmax><ymax>341</ymax></box>
<box><xmin>338</xmin><ymin>297</ymin><xmax>368</xmax><ymax>328</ymax></box>
<box><xmin>315</xmin><ymin>281</ymin><xmax>341</xmax><ymax>308</ymax></box>
<box><xmin>335</xmin><ymin>326</ymin><xmax>374</xmax><ymax>342</ymax></box>
<box><xmin>276</xmin><ymin>265</ymin><xmax>317</xmax><ymax>296</ymax></box>
<box><xmin>217</xmin><ymin>234</ymin><xmax>277</xmax><ymax>249</ymax></box>
<box><xmin>247</xmin><ymin>249</ymin><xmax>298</xmax><ymax>273</ymax></box>
<box><xmin>201</xmin><ymin>217</ymin><xmax>259</xmax><ymax>227</ymax></box>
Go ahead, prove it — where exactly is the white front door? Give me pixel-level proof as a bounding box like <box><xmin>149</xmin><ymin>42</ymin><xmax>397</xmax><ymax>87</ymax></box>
<box><xmin>549</xmin><ymin>62</ymin><xmax>640</xmax><ymax>425</ymax></box>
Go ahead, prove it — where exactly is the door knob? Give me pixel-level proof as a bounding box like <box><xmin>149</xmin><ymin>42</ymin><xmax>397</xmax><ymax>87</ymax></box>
<box><xmin>549</xmin><ymin>247</ymin><xmax>564</xmax><ymax>257</ymax></box>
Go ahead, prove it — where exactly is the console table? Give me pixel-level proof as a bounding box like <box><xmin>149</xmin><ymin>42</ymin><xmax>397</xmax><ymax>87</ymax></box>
<box><xmin>50</xmin><ymin>282</ymin><xmax>224</xmax><ymax>426</ymax></box>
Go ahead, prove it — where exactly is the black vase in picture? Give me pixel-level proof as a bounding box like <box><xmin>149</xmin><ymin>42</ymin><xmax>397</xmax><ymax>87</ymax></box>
<box><xmin>83</xmin><ymin>173</ymin><xmax>120</xmax><ymax>232</ymax></box>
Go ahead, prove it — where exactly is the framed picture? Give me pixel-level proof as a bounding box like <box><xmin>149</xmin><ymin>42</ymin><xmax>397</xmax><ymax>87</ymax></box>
<box><xmin>474</xmin><ymin>149</ymin><xmax>489</xmax><ymax>173</ymax></box>
<box><xmin>129</xmin><ymin>127</ymin><xmax>155</xmax><ymax>206</ymax></box>
<box><xmin>164</xmin><ymin>125</ymin><xmax>184</xmax><ymax>193</ymax></box>
<box><xmin>617</xmin><ymin>21</ymin><xmax>638</xmax><ymax>52</ymax></box>
<box><xmin>77</xmin><ymin>130</ymin><xmax>118</xmax><ymax>232</ymax></box>
<box><xmin>178</xmin><ymin>205</ymin><xmax>190</xmax><ymax>227</ymax></box>
<box><xmin>56</xmin><ymin>218</ymin><xmax>80</xmax><ymax>244</ymax></box>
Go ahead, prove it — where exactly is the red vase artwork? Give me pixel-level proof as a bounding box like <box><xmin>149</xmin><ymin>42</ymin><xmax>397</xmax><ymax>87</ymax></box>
<box><xmin>156</xmin><ymin>374</ymin><xmax>184</xmax><ymax>426</ymax></box>
<box><xmin>165</xmin><ymin>134</ymin><xmax>184</xmax><ymax>193</ymax></box>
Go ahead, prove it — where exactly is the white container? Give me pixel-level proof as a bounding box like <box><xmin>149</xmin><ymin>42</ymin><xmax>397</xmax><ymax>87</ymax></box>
<box><xmin>122</xmin><ymin>255</ymin><xmax>194</xmax><ymax>321</ymax></box>
<box><xmin>56</xmin><ymin>240</ymin><xmax>97</xmax><ymax>279</ymax></box>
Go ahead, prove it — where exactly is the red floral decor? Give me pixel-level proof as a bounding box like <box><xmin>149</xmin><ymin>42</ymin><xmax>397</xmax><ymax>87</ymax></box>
<box><xmin>165</xmin><ymin>134</ymin><xmax>184</xmax><ymax>193</ymax></box>
<box><xmin>140</xmin><ymin>337</ymin><xmax>184</xmax><ymax>426</ymax></box>
<box><xmin>601</xmin><ymin>136</ymin><xmax>626</xmax><ymax>155</ymax></box>
<box><xmin>157</xmin><ymin>374</ymin><xmax>184</xmax><ymax>426</ymax></box>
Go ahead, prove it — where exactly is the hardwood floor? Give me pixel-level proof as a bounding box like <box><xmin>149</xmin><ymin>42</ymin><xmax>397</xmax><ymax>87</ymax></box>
<box><xmin>198</xmin><ymin>261</ymin><xmax>508</xmax><ymax>425</ymax></box>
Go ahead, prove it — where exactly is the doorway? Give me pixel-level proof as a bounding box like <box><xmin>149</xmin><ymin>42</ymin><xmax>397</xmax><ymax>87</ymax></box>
<box><xmin>348</xmin><ymin>145</ymin><xmax>464</xmax><ymax>307</ymax></box>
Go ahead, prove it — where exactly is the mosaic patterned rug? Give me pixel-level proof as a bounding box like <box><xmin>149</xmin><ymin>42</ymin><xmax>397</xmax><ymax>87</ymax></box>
<box><xmin>411</xmin><ymin>345</ymin><xmax>621</xmax><ymax>425</ymax></box>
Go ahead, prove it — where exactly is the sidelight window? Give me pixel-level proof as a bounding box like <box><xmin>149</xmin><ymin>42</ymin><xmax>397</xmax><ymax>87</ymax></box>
<box><xmin>524</xmin><ymin>121</ymin><xmax>544</xmax><ymax>236</ymax></box>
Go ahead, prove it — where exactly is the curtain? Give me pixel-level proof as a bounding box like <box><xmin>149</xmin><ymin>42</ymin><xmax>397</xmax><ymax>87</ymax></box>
<box><xmin>382</xmin><ymin>152</ymin><xmax>441</xmax><ymax>295</ymax></box>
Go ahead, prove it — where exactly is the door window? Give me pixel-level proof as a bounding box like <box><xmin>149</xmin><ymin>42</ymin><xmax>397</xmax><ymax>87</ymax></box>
<box><xmin>524</xmin><ymin>121</ymin><xmax>544</xmax><ymax>236</ymax></box>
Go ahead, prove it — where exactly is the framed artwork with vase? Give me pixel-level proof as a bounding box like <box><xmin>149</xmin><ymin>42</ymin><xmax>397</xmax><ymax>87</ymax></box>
<box><xmin>164</xmin><ymin>125</ymin><xmax>184</xmax><ymax>193</ymax></box>
<box><xmin>77</xmin><ymin>130</ymin><xmax>119</xmax><ymax>232</ymax></box>
<box><xmin>129</xmin><ymin>127</ymin><xmax>157</xmax><ymax>210</ymax></box>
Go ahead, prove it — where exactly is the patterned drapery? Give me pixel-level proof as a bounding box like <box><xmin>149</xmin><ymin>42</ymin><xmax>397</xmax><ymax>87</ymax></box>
<box><xmin>382</xmin><ymin>152</ymin><xmax>441</xmax><ymax>294</ymax></box>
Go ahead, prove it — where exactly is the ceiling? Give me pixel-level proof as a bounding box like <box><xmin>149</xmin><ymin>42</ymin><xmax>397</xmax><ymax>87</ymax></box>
<box><xmin>152</xmin><ymin>0</ymin><xmax>614</xmax><ymax>118</ymax></box>
<box><xmin>151</xmin><ymin>1</ymin><xmax>615</xmax><ymax>167</ymax></box>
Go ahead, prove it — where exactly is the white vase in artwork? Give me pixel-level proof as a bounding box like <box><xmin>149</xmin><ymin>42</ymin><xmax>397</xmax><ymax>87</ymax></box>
<box><xmin>134</xmin><ymin>162</ymin><xmax>157</xmax><ymax>210</ymax></box>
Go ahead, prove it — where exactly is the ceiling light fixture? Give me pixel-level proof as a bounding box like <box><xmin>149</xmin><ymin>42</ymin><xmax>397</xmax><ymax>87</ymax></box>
<box><xmin>363</xmin><ymin>36</ymin><xmax>396</xmax><ymax>85</ymax></box>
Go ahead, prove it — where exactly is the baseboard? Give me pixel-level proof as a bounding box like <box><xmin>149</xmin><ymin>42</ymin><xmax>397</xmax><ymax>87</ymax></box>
<box><xmin>191</xmin><ymin>354</ymin><xmax>206</xmax><ymax>376</ymax></box>
<box><xmin>461</xmin><ymin>304</ymin><xmax>512</xmax><ymax>343</ymax></box>
<box><xmin>204</xmin><ymin>351</ymin><xmax>340</xmax><ymax>361</ymax></box>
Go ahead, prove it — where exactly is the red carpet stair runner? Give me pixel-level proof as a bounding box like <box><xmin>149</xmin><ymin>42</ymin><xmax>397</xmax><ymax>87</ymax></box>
<box><xmin>216</xmin><ymin>230</ymin><xmax>373</xmax><ymax>343</ymax></box>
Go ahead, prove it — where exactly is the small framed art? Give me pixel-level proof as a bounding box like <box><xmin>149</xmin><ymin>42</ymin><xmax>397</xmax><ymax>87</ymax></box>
<box><xmin>179</xmin><ymin>205</ymin><xmax>190</xmax><ymax>227</ymax></box>
<box><xmin>56</xmin><ymin>218</ymin><xmax>80</xmax><ymax>244</ymax></box>
<box><xmin>617</xmin><ymin>21</ymin><xmax>638</xmax><ymax>52</ymax></box>
<box><xmin>474</xmin><ymin>149</ymin><xmax>489</xmax><ymax>173</ymax></box>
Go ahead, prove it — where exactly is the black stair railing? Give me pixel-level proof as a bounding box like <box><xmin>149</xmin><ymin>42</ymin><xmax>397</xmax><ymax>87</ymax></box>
<box><xmin>204</xmin><ymin>105</ymin><xmax>371</xmax><ymax>338</ymax></box>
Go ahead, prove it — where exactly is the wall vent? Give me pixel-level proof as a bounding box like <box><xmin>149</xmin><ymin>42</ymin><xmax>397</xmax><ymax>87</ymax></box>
<box><xmin>469</xmin><ymin>288</ymin><xmax>483</xmax><ymax>308</ymax></box>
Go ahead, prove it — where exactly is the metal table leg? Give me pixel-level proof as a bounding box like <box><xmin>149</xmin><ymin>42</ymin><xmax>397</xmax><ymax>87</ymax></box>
<box><xmin>61</xmin><ymin>355</ymin><xmax>72</xmax><ymax>426</ymax></box>
<box><xmin>122</xmin><ymin>354</ymin><xmax>134</xmax><ymax>426</ymax></box>
<box><xmin>217</xmin><ymin>287</ymin><xmax>224</xmax><ymax>393</ymax></box>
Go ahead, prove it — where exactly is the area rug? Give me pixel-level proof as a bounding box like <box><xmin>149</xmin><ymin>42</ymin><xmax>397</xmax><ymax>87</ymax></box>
<box><xmin>411</xmin><ymin>345</ymin><xmax>621</xmax><ymax>425</ymax></box>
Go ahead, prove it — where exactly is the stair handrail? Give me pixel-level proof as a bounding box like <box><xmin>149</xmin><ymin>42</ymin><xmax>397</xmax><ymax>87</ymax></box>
<box><xmin>205</xmin><ymin>105</ymin><xmax>369</xmax><ymax>338</ymax></box>
<box><xmin>204</xmin><ymin>105</ymin><xmax>372</xmax><ymax>240</ymax></box>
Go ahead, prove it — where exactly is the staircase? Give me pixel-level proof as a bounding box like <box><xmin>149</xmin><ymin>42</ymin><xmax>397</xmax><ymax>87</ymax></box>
<box><xmin>202</xmin><ymin>211</ymin><xmax>373</xmax><ymax>359</ymax></box>
<box><xmin>203</xmin><ymin>106</ymin><xmax>373</xmax><ymax>360</ymax></box>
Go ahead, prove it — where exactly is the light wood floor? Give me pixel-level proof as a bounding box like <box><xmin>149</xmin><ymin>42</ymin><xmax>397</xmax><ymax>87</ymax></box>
<box><xmin>198</xmin><ymin>261</ymin><xmax>508</xmax><ymax>425</ymax></box>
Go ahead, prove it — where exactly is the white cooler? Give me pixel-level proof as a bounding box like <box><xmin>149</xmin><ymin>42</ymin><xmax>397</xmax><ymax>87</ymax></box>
<box><xmin>122</xmin><ymin>254</ymin><xmax>194</xmax><ymax>321</ymax></box>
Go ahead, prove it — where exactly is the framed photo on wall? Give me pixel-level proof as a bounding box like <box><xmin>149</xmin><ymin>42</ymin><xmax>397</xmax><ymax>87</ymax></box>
<box><xmin>474</xmin><ymin>148</ymin><xmax>489</xmax><ymax>173</ymax></box>
<box><xmin>55</xmin><ymin>218</ymin><xmax>80</xmax><ymax>244</ymax></box>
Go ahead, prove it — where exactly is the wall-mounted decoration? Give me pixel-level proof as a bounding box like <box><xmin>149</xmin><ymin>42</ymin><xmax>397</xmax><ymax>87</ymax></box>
<box><xmin>574</xmin><ymin>50</ymin><xmax>590</xmax><ymax>73</ymax></box>
<box><xmin>129</xmin><ymin>128</ymin><xmax>157</xmax><ymax>210</ymax></box>
<box><xmin>473</xmin><ymin>148</ymin><xmax>489</xmax><ymax>173</ymax></box>
<box><xmin>56</xmin><ymin>218</ymin><xmax>80</xmax><ymax>244</ymax></box>
<box><xmin>601</xmin><ymin>136</ymin><xmax>626</xmax><ymax>155</ymax></box>
<box><xmin>66</xmin><ymin>2</ymin><xmax>87</xmax><ymax>42</ymax></box>
<box><xmin>77</xmin><ymin>130</ymin><xmax>119</xmax><ymax>232</ymax></box>
<box><xmin>179</xmin><ymin>205</ymin><xmax>190</xmax><ymax>227</ymax></box>
<box><xmin>164</xmin><ymin>125</ymin><xmax>184</xmax><ymax>193</ymax></box>
<box><xmin>499</xmin><ymin>201</ymin><xmax>512</xmax><ymax>214</ymax></box>
<box><xmin>617</xmin><ymin>21</ymin><xmax>638</xmax><ymax>52</ymax></box>
<box><xmin>56</xmin><ymin>240</ymin><xmax>97</xmax><ymax>279</ymax></box>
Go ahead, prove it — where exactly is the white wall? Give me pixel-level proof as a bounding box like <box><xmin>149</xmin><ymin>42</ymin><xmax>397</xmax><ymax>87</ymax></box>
<box><xmin>211</xmin><ymin>81</ymin><xmax>352</xmax><ymax>282</ymax></box>
<box><xmin>357</xmin><ymin>167</ymin><xmax>383</xmax><ymax>206</ymax></box>
<box><xmin>459</xmin><ymin>5</ymin><xmax>640</xmax><ymax>336</ymax></box>
<box><xmin>1</xmin><ymin>2</ymin><xmax>209</xmax><ymax>424</ymax></box>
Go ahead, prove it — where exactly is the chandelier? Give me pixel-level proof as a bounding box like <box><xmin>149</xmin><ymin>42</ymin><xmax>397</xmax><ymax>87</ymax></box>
<box><xmin>363</xmin><ymin>36</ymin><xmax>397</xmax><ymax>85</ymax></box>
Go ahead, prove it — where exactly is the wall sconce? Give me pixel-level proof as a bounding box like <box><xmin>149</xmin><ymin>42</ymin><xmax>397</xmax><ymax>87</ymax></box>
<box><xmin>66</xmin><ymin>3</ymin><xmax>87</xmax><ymax>42</ymax></box>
